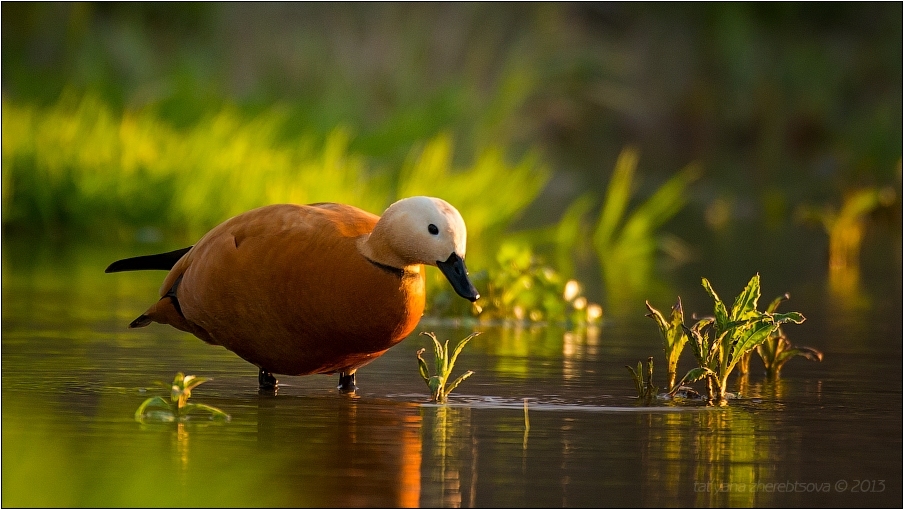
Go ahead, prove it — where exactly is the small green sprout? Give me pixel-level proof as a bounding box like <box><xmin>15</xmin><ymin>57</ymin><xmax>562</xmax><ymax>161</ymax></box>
<box><xmin>626</xmin><ymin>357</ymin><xmax>659</xmax><ymax>404</ymax></box>
<box><xmin>645</xmin><ymin>297</ymin><xmax>688</xmax><ymax>390</ymax></box>
<box><xmin>135</xmin><ymin>372</ymin><xmax>230</xmax><ymax>423</ymax></box>
<box><xmin>674</xmin><ymin>274</ymin><xmax>806</xmax><ymax>403</ymax></box>
<box><xmin>756</xmin><ymin>294</ymin><xmax>823</xmax><ymax>378</ymax></box>
<box><xmin>416</xmin><ymin>332</ymin><xmax>478</xmax><ymax>403</ymax></box>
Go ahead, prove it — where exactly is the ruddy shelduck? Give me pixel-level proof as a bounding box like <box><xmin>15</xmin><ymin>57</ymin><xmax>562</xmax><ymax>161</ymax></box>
<box><xmin>106</xmin><ymin>196</ymin><xmax>479</xmax><ymax>391</ymax></box>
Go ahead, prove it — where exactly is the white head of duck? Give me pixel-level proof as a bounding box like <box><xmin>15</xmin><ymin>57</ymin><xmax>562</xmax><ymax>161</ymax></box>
<box><xmin>361</xmin><ymin>196</ymin><xmax>479</xmax><ymax>302</ymax></box>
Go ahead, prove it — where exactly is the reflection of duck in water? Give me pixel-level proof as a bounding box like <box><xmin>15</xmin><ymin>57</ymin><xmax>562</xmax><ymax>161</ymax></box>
<box><xmin>107</xmin><ymin>197</ymin><xmax>479</xmax><ymax>391</ymax></box>
<box><xmin>254</xmin><ymin>397</ymin><xmax>424</xmax><ymax>507</ymax></box>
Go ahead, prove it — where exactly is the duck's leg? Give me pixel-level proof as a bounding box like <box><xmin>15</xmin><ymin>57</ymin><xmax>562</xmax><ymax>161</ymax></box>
<box><xmin>258</xmin><ymin>368</ymin><xmax>278</xmax><ymax>390</ymax></box>
<box><xmin>337</xmin><ymin>371</ymin><xmax>357</xmax><ymax>393</ymax></box>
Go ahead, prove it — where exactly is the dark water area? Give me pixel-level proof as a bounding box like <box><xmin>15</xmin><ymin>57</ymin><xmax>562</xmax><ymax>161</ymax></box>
<box><xmin>2</xmin><ymin>231</ymin><xmax>901</xmax><ymax>507</ymax></box>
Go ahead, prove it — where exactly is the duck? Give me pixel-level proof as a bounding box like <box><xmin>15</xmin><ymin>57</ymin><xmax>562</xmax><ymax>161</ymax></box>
<box><xmin>106</xmin><ymin>196</ymin><xmax>479</xmax><ymax>392</ymax></box>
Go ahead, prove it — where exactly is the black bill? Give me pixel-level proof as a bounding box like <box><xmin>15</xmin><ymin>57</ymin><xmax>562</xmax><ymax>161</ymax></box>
<box><xmin>436</xmin><ymin>252</ymin><xmax>480</xmax><ymax>302</ymax></box>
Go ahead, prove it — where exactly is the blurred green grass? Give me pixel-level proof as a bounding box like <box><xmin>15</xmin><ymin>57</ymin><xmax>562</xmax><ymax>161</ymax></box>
<box><xmin>2</xmin><ymin>2</ymin><xmax>900</xmax><ymax>309</ymax></box>
<box><xmin>2</xmin><ymin>93</ymin><xmax>547</xmax><ymax>274</ymax></box>
<box><xmin>4</xmin><ymin>3</ymin><xmax>899</xmax><ymax>193</ymax></box>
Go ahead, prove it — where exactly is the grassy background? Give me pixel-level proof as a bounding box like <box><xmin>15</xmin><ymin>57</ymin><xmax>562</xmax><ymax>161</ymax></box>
<box><xmin>2</xmin><ymin>3</ymin><xmax>901</xmax><ymax>311</ymax></box>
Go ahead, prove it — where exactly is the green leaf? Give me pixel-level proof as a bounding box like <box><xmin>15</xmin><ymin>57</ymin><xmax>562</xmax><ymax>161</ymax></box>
<box><xmin>615</xmin><ymin>165</ymin><xmax>699</xmax><ymax>254</ymax></box>
<box><xmin>635</xmin><ymin>360</ymin><xmax>644</xmax><ymax>396</ymax></box>
<box><xmin>448</xmin><ymin>332</ymin><xmax>480</xmax><ymax>374</ymax></box>
<box><xmin>181</xmin><ymin>402</ymin><xmax>230</xmax><ymax>420</ymax></box>
<box><xmin>171</xmin><ymin>373</ymin><xmax>185</xmax><ymax>401</ymax></box>
<box><xmin>135</xmin><ymin>396</ymin><xmax>171</xmax><ymax>421</ymax></box>
<box><xmin>554</xmin><ymin>192</ymin><xmax>596</xmax><ymax>276</ymax></box>
<box><xmin>671</xmin><ymin>367</ymin><xmax>715</xmax><ymax>393</ymax></box>
<box><xmin>771</xmin><ymin>311</ymin><xmax>806</xmax><ymax>325</ymax></box>
<box><xmin>794</xmin><ymin>346</ymin><xmax>823</xmax><ymax>362</ymax></box>
<box><xmin>445</xmin><ymin>371</ymin><xmax>474</xmax><ymax>396</ymax></box>
<box><xmin>774</xmin><ymin>349</ymin><xmax>798</xmax><ymax>366</ymax></box>
<box><xmin>730</xmin><ymin>318</ymin><xmax>780</xmax><ymax>364</ymax></box>
<box><xmin>625</xmin><ymin>364</ymin><xmax>643</xmax><ymax>396</ymax></box>
<box><xmin>665</xmin><ymin>297</ymin><xmax>687</xmax><ymax>364</ymax></box>
<box><xmin>694</xmin><ymin>317</ymin><xmax>715</xmax><ymax>333</ymax></box>
<box><xmin>428</xmin><ymin>376</ymin><xmax>443</xmax><ymax>402</ymax></box>
<box><xmin>682</xmin><ymin>322</ymin><xmax>708</xmax><ymax>365</ymax></box>
<box><xmin>593</xmin><ymin>147</ymin><xmax>638</xmax><ymax>252</ymax></box>
<box><xmin>711</xmin><ymin>330</ymin><xmax>730</xmax><ymax>366</ymax></box>
<box><xmin>757</xmin><ymin>335</ymin><xmax>780</xmax><ymax>362</ymax></box>
<box><xmin>424</xmin><ymin>332</ymin><xmax>443</xmax><ymax>376</ymax></box>
<box><xmin>182</xmin><ymin>376</ymin><xmax>212</xmax><ymax>393</ymax></box>
<box><xmin>628</xmin><ymin>167</ymin><xmax>697</xmax><ymax>231</ymax></box>
<box><xmin>442</xmin><ymin>339</ymin><xmax>451</xmax><ymax>377</ymax></box>
<box><xmin>645</xmin><ymin>301</ymin><xmax>670</xmax><ymax>337</ymax></box>
<box><xmin>765</xmin><ymin>293</ymin><xmax>789</xmax><ymax>314</ymax></box>
<box><xmin>730</xmin><ymin>273</ymin><xmax>761</xmax><ymax>321</ymax></box>
<box><xmin>668</xmin><ymin>297</ymin><xmax>685</xmax><ymax>333</ymax></box>
<box><xmin>416</xmin><ymin>348</ymin><xmax>430</xmax><ymax>382</ymax></box>
<box><xmin>701</xmin><ymin>278</ymin><xmax>729</xmax><ymax>332</ymax></box>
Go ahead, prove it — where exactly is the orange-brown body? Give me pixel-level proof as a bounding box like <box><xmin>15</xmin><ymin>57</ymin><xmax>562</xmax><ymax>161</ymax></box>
<box><xmin>142</xmin><ymin>203</ymin><xmax>426</xmax><ymax>375</ymax></box>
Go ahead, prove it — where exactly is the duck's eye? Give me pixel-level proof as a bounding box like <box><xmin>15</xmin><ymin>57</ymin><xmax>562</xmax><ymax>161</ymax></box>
<box><xmin>428</xmin><ymin>224</ymin><xmax>439</xmax><ymax>235</ymax></box>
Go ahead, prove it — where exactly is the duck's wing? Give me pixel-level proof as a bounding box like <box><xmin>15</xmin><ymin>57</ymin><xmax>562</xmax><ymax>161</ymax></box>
<box><xmin>133</xmin><ymin>203</ymin><xmax>378</xmax><ymax>332</ymax></box>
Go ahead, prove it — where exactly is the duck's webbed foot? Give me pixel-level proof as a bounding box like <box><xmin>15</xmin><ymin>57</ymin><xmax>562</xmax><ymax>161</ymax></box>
<box><xmin>258</xmin><ymin>368</ymin><xmax>278</xmax><ymax>391</ymax></box>
<box><xmin>337</xmin><ymin>371</ymin><xmax>357</xmax><ymax>393</ymax></box>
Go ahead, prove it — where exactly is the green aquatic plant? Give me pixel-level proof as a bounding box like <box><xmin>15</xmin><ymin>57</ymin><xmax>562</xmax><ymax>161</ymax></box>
<box><xmin>416</xmin><ymin>332</ymin><xmax>478</xmax><ymax>403</ymax></box>
<box><xmin>626</xmin><ymin>357</ymin><xmax>659</xmax><ymax>405</ymax></box>
<box><xmin>797</xmin><ymin>186</ymin><xmax>897</xmax><ymax>272</ymax></box>
<box><xmin>475</xmin><ymin>242</ymin><xmax>603</xmax><ymax>325</ymax></box>
<box><xmin>507</xmin><ymin>148</ymin><xmax>699</xmax><ymax>313</ymax></box>
<box><xmin>135</xmin><ymin>372</ymin><xmax>230</xmax><ymax>423</ymax></box>
<box><xmin>674</xmin><ymin>274</ymin><xmax>806</xmax><ymax>403</ymax></box>
<box><xmin>645</xmin><ymin>297</ymin><xmax>688</xmax><ymax>390</ymax></box>
<box><xmin>756</xmin><ymin>294</ymin><xmax>823</xmax><ymax>378</ymax></box>
<box><xmin>592</xmin><ymin>148</ymin><xmax>699</xmax><ymax>304</ymax></box>
<box><xmin>757</xmin><ymin>334</ymin><xmax>823</xmax><ymax>379</ymax></box>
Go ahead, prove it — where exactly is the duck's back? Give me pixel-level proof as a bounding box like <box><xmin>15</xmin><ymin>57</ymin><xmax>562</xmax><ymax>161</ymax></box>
<box><xmin>153</xmin><ymin>203</ymin><xmax>426</xmax><ymax>375</ymax></box>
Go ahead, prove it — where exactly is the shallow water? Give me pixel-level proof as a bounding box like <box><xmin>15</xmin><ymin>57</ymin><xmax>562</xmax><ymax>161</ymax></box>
<box><xmin>2</xmin><ymin>238</ymin><xmax>901</xmax><ymax>507</ymax></box>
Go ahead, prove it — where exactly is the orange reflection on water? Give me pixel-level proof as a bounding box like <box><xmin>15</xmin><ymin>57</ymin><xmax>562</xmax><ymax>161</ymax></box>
<box><xmin>398</xmin><ymin>413</ymin><xmax>422</xmax><ymax>508</ymax></box>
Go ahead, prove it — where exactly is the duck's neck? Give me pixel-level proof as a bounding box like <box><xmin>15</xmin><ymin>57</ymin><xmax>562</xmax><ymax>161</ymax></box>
<box><xmin>357</xmin><ymin>233</ymin><xmax>421</xmax><ymax>274</ymax></box>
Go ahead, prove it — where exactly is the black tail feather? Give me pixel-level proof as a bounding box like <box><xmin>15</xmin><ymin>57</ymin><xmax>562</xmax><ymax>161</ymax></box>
<box><xmin>105</xmin><ymin>246</ymin><xmax>192</xmax><ymax>273</ymax></box>
<box><xmin>129</xmin><ymin>314</ymin><xmax>153</xmax><ymax>328</ymax></box>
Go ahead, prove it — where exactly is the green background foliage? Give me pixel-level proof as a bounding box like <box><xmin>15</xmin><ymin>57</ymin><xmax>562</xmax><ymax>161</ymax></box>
<box><xmin>2</xmin><ymin>3</ymin><xmax>900</xmax><ymax>312</ymax></box>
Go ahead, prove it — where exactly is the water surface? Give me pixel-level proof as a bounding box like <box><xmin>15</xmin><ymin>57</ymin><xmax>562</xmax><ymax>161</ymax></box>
<box><xmin>2</xmin><ymin>240</ymin><xmax>901</xmax><ymax>507</ymax></box>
